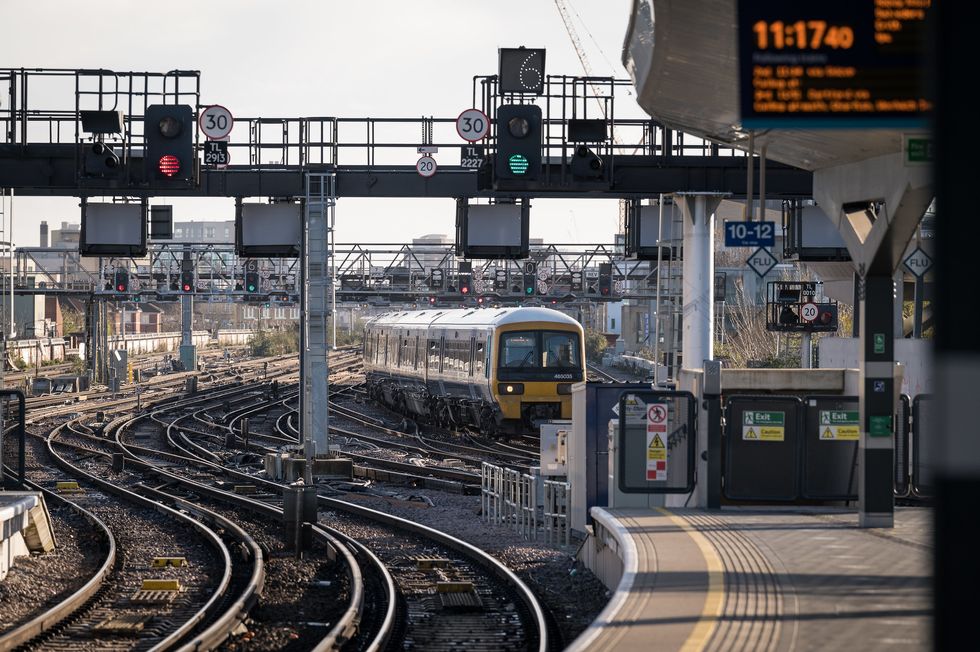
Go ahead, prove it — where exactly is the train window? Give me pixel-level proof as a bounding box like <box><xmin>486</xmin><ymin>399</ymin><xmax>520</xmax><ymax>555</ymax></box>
<box><xmin>428</xmin><ymin>339</ymin><xmax>441</xmax><ymax>373</ymax></box>
<box><xmin>474</xmin><ymin>340</ymin><xmax>485</xmax><ymax>378</ymax></box>
<box><xmin>401</xmin><ymin>336</ymin><xmax>413</xmax><ymax>369</ymax></box>
<box><xmin>500</xmin><ymin>330</ymin><xmax>581</xmax><ymax>370</ymax></box>
<box><xmin>543</xmin><ymin>331</ymin><xmax>581</xmax><ymax>368</ymax></box>
<box><xmin>500</xmin><ymin>331</ymin><xmax>539</xmax><ymax>368</ymax></box>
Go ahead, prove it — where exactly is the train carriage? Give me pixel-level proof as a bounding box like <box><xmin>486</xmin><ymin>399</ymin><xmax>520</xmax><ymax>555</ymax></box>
<box><xmin>362</xmin><ymin>306</ymin><xmax>585</xmax><ymax>435</ymax></box>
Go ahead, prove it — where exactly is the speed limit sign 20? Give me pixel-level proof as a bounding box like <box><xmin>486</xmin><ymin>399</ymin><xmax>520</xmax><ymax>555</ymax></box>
<box><xmin>416</xmin><ymin>155</ymin><xmax>437</xmax><ymax>178</ymax></box>
<box><xmin>800</xmin><ymin>302</ymin><xmax>819</xmax><ymax>323</ymax></box>
<box><xmin>456</xmin><ymin>108</ymin><xmax>489</xmax><ymax>142</ymax></box>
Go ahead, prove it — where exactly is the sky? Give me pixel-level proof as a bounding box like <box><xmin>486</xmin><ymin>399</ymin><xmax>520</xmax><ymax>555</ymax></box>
<box><xmin>2</xmin><ymin>0</ymin><xmax>645</xmax><ymax>248</ymax></box>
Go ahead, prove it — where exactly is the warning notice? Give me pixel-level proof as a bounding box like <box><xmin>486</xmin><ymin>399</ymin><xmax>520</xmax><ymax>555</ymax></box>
<box><xmin>647</xmin><ymin>432</ymin><xmax>667</xmax><ymax>481</ymax></box>
<box><xmin>646</xmin><ymin>402</ymin><xmax>669</xmax><ymax>480</ymax></box>
<box><xmin>646</xmin><ymin>403</ymin><xmax>668</xmax><ymax>433</ymax></box>
<box><xmin>742</xmin><ymin>410</ymin><xmax>785</xmax><ymax>442</ymax></box>
<box><xmin>819</xmin><ymin>410</ymin><xmax>859</xmax><ymax>441</ymax></box>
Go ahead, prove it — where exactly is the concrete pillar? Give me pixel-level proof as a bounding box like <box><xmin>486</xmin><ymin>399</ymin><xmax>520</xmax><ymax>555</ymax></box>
<box><xmin>858</xmin><ymin>274</ymin><xmax>895</xmax><ymax>527</ymax></box>
<box><xmin>814</xmin><ymin>151</ymin><xmax>932</xmax><ymax>529</ymax></box>
<box><xmin>676</xmin><ymin>193</ymin><xmax>723</xmax><ymax>370</ymax></box>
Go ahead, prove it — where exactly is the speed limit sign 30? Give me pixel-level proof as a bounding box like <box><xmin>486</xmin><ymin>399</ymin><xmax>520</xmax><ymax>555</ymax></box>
<box><xmin>456</xmin><ymin>108</ymin><xmax>489</xmax><ymax>142</ymax></box>
<box><xmin>199</xmin><ymin>105</ymin><xmax>234</xmax><ymax>140</ymax></box>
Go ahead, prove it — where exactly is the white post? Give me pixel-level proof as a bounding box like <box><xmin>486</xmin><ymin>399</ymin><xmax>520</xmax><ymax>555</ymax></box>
<box><xmin>677</xmin><ymin>194</ymin><xmax>722</xmax><ymax>370</ymax></box>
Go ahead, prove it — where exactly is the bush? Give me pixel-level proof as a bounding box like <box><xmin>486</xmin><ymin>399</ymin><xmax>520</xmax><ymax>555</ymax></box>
<box><xmin>250</xmin><ymin>326</ymin><xmax>300</xmax><ymax>356</ymax></box>
<box><xmin>66</xmin><ymin>355</ymin><xmax>86</xmax><ymax>375</ymax></box>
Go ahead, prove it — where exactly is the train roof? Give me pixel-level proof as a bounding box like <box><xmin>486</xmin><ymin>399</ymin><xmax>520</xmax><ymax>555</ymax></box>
<box><xmin>364</xmin><ymin>306</ymin><xmax>582</xmax><ymax>330</ymax></box>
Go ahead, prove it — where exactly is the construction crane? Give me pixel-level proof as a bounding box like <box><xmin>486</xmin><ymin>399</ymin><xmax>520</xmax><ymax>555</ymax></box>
<box><xmin>554</xmin><ymin>0</ymin><xmax>635</xmax><ymax>232</ymax></box>
<box><xmin>553</xmin><ymin>0</ymin><xmax>611</xmax><ymax>121</ymax></box>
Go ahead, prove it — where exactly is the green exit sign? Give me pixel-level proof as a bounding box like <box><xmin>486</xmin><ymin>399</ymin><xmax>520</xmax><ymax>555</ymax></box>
<box><xmin>904</xmin><ymin>135</ymin><xmax>932</xmax><ymax>165</ymax></box>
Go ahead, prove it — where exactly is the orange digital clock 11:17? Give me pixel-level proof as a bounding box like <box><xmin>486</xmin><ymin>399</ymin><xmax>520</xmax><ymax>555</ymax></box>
<box><xmin>752</xmin><ymin>20</ymin><xmax>855</xmax><ymax>50</ymax></box>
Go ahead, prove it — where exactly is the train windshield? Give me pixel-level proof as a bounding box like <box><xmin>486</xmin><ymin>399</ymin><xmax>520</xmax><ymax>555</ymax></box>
<box><xmin>499</xmin><ymin>330</ymin><xmax>581</xmax><ymax>380</ymax></box>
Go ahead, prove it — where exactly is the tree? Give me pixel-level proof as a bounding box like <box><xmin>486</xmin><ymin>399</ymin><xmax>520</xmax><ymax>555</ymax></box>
<box><xmin>716</xmin><ymin>276</ymin><xmax>800</xmax><ymax>367</ymax></box>
<box><xmin>62</xmin><ymin>307</ymin><xmax>84</xmax><ymax>335</ymax></box>
<box><xmin>584</xmin><ymin>327</ymin><xmax>609</xmax><ymax>362</ymax></box>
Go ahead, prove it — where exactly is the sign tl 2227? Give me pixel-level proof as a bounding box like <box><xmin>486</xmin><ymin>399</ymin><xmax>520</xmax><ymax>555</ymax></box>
<box><xmin>725</xmin><ymin>220</ymin><xmax>775</xmax><ymax>247</ymax></box>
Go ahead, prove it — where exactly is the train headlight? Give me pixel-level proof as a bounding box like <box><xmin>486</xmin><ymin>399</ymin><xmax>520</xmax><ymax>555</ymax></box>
<box><xmin>498</xmin><ymin>383</ymin><xmax>524</xmax><ymax>395</ymax></box>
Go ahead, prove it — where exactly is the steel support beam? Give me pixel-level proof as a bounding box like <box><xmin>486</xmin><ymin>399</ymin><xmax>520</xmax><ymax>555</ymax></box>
<box><xmin>0</xmin><ymin>145</ymin><xmax>812</xmax><ymax>199</ymax></box>
<box><xmin>300</xmin><ymin>173</ymin><xmax>334</xmax><ymax>476</ymax></box>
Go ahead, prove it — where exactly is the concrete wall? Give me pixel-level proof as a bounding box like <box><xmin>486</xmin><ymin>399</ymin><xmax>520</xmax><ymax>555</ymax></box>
<box><xmin>5</xmin><ymin>330</ymin><xmax>255</xmax><ymax>366</ymax></box>
<box><xmin>5</xmin><ymin>338</ymin><xmax>68</xmax><ymax>367</ymax></box>
<box><xmin>108</xmin><ymin>329</ymin><xmax>256</xmax><ymax>355</ymax></box>
<box><xmin>818</xmin><ymin>337</ymin><xmax>931</xmax><ymax>396</ymax></box>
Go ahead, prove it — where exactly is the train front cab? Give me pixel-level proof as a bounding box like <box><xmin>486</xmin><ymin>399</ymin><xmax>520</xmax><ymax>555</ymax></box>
<box><xmin>492</xmin><ymin>320</ymin><xmax>585</xmax><ymax>432</ymax></box>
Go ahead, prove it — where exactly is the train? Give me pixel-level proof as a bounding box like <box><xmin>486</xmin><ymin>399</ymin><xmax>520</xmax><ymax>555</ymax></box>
<box><xmin>362</xmin><ymin>306</ymin><xmax>586</xmax><ymax>435</ymax></box>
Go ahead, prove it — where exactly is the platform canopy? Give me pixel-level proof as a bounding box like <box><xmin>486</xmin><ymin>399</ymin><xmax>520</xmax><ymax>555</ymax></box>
<box><xmin>622</xmin><ymin>0</ymin><xmax>907</xmax><ymax>171</ymax></box>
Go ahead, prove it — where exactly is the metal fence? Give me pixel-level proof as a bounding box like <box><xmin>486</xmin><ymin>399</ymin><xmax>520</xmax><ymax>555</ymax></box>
<box><xmin>481</xmin><ymin>462</ymin><xmax>570</xmax><ymax>547</ymax></box>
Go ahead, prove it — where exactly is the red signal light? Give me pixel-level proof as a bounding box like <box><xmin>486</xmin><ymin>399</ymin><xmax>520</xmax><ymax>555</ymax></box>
<box><xmin>461</xmin><ymin>286</ymin><xmax>469</xmax><ymax>294</ymax></box>
<box><xmin>182</xmin><ymin>283</ymin><xmax>192</xmax><ymax>292</ymax></box>
<box><xmin>158</xmin><ymin>155</ymin><xmax>180</xmax><ymax>177</ymax></box>
<box><xmin>116</xmin><ymin>284</ymin><xmax>126</xmax><ymax>292</ymax></box>
<box><xmin>601</xmin><ymin>287</ymin><xmax>610</xmax><ymax>295</ymax></box>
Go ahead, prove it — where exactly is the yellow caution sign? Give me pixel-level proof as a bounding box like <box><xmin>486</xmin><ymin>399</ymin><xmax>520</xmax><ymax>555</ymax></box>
<box><xmin>646</xmin><ymin>432</ymin><xmax>667</xmax><ymax>480</ymax></box>
<box><xmin>742</xmin><ymin>411</ymin><xmax>785</xmax><ymax>442</ymax></box>
<box><xmin>818</xmin><ymin>410</ymin><xmax>860</xmax><ymax>441</ymax></box>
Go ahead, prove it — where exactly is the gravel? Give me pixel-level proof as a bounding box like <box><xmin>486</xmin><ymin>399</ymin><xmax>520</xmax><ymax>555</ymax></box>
<box><xmin>0</xmin><ymin>502</ymin><xmax>103</xmax><ymax>632</ymax></box>
<box><xmin>330</xmin><ymin>487</ymin><xmax>611</xmax><ymax>648</ymax></box>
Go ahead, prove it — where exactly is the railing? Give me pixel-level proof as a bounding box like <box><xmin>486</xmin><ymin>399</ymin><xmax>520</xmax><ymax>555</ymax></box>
<box><xmin>1</xmin><ymin>67</ymin><xmax>752</xmax><ymax>165</ymax></box>
<box><xmin>481</xmin><ymin>462</ymin><xmax>571</xmax><ymax>547</ymax></box>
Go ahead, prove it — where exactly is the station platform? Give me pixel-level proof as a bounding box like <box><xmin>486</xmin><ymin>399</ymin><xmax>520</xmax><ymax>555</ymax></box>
<box><xmin>569</xmin><ymin>506</ymin><xmax>930</xmax><ymax>651</ymax></box>
<box><xmin>1</xmin><ymin>492</ymin><xmax>55</xmax><ymax>581</ymax></box>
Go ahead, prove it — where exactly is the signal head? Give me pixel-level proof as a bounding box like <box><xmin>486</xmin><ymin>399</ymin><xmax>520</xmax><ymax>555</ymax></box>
<box><xmin>158</xmin><ymin>116</ymin><xmax>183</xmax><ymax>139</ymax></box>
<box><xmin>507</xmin><ymin>116</ymin><xmax>530</xmax><ymax>139</ymax></box>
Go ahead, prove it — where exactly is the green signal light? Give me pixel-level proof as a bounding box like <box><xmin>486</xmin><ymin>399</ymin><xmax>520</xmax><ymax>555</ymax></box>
<box><xmin>526</xmin><ymin>286</ymin><xmax>534</xmax><ymax>295</ymax></box>
<box><xmin>508</xmin><ymin>154</ymin><xmax>529</xmax><ymax>175</ymax></box>
<box><xmin>247</xmin><ymin>284</ymin><xmax>256</xmax><ymax>292</ymax></box>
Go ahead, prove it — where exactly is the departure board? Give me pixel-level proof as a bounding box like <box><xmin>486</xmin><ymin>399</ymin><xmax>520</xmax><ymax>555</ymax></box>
<box><xmin>737</xmin><ymin>0</ymin><xmax>932</xmax><ymax>128</ymax></box>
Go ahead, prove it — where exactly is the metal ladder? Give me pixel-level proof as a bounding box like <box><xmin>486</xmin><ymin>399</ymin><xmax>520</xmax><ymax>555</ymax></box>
<box><xmin>652</xmin><ymin>197</ymin><xmax>685</xmax><ymax>379</ymax></box>
<box><xmin>0</xmin><ymin>189</ymin><xmax>12</xmax><ymax>369</ymax></box>
<box><xmin>301</xmin><ymin>172</ymin><xmax>336</xmax><ymax>474</ymax></box>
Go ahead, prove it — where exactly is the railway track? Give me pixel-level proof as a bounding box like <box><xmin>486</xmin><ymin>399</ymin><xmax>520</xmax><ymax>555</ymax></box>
<box><xmin>123</xmin><ymin>361</ymin><xmax>550</xmax><ymax>650</ymax></box>
<box><xmin>4</xmin><ymin>349</ymin><xmax>553</xmax><ymax>650</ymax></box>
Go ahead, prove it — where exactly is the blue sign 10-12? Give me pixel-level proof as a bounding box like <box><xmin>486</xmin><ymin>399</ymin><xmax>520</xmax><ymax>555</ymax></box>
<box><xmin>725</xmin><ymin>220</ymin><xmax>775</xmax><ymax>247</ymax></box>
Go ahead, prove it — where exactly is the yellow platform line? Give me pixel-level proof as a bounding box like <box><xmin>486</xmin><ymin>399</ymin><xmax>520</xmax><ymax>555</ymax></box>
<box><xmin>656</xmin><ymin>507</ymin><xmax>725</xmax><ymax>652</ymax></box>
